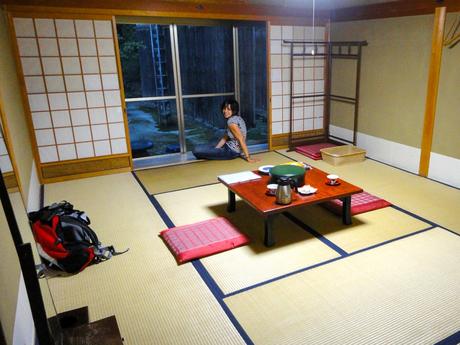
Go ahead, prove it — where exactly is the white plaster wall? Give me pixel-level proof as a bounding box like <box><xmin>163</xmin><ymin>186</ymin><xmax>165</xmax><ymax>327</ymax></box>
<box><xmin>27</xmin><ymin>160</ymin><xmax>41</xmax><ymax>212</ymax></box>
<box><xmin>12</xmin><ymin>275</ymin><xmax>36</xmax><ymax>345</ymax></box>
<box><xmin>330</xmin><ymin>124</ymin><xmax>460</xmax><ymax>189</ymax></box>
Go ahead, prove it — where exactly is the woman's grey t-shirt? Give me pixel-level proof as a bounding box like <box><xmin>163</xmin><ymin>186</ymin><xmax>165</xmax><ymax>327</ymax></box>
<box><xmin>226</xmin><ymin>115</ymin><xmax>247</xmax><ymax>153</ymax></box>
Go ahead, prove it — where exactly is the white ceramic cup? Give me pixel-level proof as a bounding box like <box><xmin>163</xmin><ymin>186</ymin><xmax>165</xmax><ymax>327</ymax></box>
<box><xmin>327</xmin><ymin>174</ymin><xmax>339</xmax><ymax>185</ymax></box>
<box><xmin>267</xmin><ymin>184</ymin><xmax>278</xmax><ymax>195</ymax></box>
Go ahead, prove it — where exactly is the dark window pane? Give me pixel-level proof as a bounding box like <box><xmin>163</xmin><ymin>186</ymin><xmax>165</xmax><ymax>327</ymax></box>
<box><xmin>127</xmin><ymin>100</ymin><xmax>179</xmax><ymax>158</ymax></box>
<box><xmin>238</xmin><ymin>24</ymin><xmax>267</xmax><ymax>145</ymax></box>
<box><xmin>178</xmin><ymin>26</ymin><xmax>234</xmax><ymax>95</ymax></box>
<box><xmin>183</xmin><ymin>96</ymin><xmax>229</xmax><ymax>151</ymax></box>
<box><xmin>117</xmin><ymin>24</ymin><xmax>175</xmax><ymax>98</ymax></box>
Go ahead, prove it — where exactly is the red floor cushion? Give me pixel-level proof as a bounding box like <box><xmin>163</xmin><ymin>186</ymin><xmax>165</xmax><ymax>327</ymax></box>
<box><xmin>160</xmin><ymin>217</ymin><xmax>250</xmax><ymax>264</ymax></box>
<box><xmin>322</xmin><ymin>191</ymin><xmax>392</xmax><ymax>216</ymax></box>
<box><xmin>295</xmin><ymin>143</ymin><xmax>337</xmax><ymax>160</ymax></box>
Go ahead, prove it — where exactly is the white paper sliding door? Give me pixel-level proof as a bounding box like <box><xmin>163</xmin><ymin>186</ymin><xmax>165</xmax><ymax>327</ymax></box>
<box><xmin>10</xmin><ymin>14</ymin><xmax>131</xmax><ymax>182</ymax></box>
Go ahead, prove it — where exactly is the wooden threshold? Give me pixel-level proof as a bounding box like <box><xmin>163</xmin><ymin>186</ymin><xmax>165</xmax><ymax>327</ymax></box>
<box><xmin>3</xmin><ymin>171</ymin><xmax>18</xmax><ymax>190</ymax></box>
<box><xmin>271</xmin><ymin>129</ymin><xmax>325</xmax><ymax>150</ymax></box>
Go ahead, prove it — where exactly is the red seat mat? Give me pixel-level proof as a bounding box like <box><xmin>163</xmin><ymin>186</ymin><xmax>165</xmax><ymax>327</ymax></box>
<box><xmin>322</xmin><ymin>191</ymin><xmax>392</xmax><ymax>216</ymax></box>
<box><xmin>160</xmin><ymin>217</ymin><xmax>250</xmax><ymax>264</ymax></box>
<box><xmin>295</xmin><ymin>143</ymin><xmax>337</xmax><ymax>160</ymax></box>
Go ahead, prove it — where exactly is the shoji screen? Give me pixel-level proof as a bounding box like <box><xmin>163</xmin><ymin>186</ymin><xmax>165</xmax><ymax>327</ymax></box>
<box><xmin>0</xmin><ymin>106</ymin><xmax>19</xmax><ymax>190</ymax></box>
<box><xmin>0</xmin><ymin>126</ymin><xmax>13</xmax><ymax>174</ymax></box>
<box><xmin>10</xmin><ymin>14</ymin><xmax>131</xmax><ymax>182</ymax></box>
<box><xmin>269</xmin><ymin>24</ymin><xmax>326</xmax><ymax>148</ymax></box>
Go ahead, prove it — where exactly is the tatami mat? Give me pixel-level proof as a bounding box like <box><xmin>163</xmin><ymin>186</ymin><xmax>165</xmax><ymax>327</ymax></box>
<box><xmin>278</xmin><ymin>149</ymin><xmax>460</xmax><ymax>234</ymax></box>
<box><xmin>135</xmin><ymin>151</ymin><xmax>291</xmax><ymax>195</ymax></box>
<box><xmin>288</xmin><ymin>204</ymin><xmax>430</xmax><ymax>253</ymax></box>
<box><xmin>156</xmin><ymin>184</ymin><xmax>341</xmax><ymax>294</ymax></box>
<box><xmin>224</xmin><ymin>228</ymin><xmax>460</xmax><ymax>345</ymax></box>
<box><xmin>44</xmin><ymin>173</ymin><xmax>245</xmax><ymax>345</ymax></box>
<box><xmin>39</xmin><ymin>151</ymin><xmax>460</xmax><ymax>345</ymax></box>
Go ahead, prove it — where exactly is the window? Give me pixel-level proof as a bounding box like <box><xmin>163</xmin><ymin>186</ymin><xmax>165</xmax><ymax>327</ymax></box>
<box><xmin>117</xmin><ymin>21</ymin><xmax>267</xmax><ymax>162</ymax></box>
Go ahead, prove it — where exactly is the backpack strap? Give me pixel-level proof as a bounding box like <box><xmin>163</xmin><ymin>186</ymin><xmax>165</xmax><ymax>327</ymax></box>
<box><xmin>35</xmin><ymin>263</ymin><xmax>48</xmax><ymax>279</ymax></box>
<box><xmin>93</xmin><ymin>245</ymin><xmax>129</xmax><ymax>262</ymax></box>
<box><xmin>80</xmin><ymin>223</ymin><xmax>100</xmax><ymax>246</ymax></box>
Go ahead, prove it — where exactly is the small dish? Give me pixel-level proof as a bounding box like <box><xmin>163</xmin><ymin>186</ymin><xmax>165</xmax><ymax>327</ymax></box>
<box><xmin>258</xmin><ymin>165</ymin><xmax>274</xmax><ymax>174</ymax></box>
<box><xmin>297</xmin><ymin>185</ymin><xmax>317</xmax><ymax>195</ymax></box>
<box><xmin>326</xmin><ymin>181</ymin><xmax>341</xmax><ymax>186</ymax></box>
<box><xmin>266</xmin><ymin>183</ymin><xmax>278</xmax><ymax>196</ymax></box>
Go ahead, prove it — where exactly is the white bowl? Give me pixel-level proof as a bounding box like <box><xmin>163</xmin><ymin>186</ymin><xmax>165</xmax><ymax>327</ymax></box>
<box><xmin>266</xmin><ymin>183</ymin><xmax>278</xmax><ymax>195</ymax></box>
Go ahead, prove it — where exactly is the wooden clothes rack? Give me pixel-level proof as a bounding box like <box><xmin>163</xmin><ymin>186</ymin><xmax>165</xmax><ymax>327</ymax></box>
<box><xmin>283</xmin><ymin>40</ymin><xmax>368</xmax><ymax>150</ymax></box>
<box><xmin>444</xmin><ymin>14</ymin><xmax>460</xmax><ymax>48</ymax></box>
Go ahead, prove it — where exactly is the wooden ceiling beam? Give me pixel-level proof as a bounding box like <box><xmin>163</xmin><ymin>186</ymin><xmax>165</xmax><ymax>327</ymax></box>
<box><xmin>2</xmin><ymin>0</ymin><xmax>329</xmax><ymax>23</ymax></box>
<box><xmin>330</xmin><ymin>0</ymin><xmax>460</xmax><ymax>22</ymax></box>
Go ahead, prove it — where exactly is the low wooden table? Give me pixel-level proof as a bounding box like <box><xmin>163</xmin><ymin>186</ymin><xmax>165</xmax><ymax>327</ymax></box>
<box><xmin>218</xmin><ymin>167</ymin><xmax>363</xmax><ymax>247</ymax></box>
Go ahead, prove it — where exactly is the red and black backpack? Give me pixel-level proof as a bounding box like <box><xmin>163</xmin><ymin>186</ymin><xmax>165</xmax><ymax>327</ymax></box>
<box><xmin>29</xmin><ymin>201</ymin><xmax>127</xmax><ymax>273</ymax></box>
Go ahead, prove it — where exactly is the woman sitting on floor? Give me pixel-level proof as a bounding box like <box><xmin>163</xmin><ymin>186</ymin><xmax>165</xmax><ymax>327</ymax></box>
<box><xmin>192</xmin><ymin>99</ymin><xmax>259</xmax><ymax>163</ymax></box>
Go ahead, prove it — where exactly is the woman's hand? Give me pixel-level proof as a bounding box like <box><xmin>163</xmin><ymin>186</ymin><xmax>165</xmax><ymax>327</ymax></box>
<box><xmin>246</xmin><ymin>156</ymin><xmax>260</xmax><ymax>163</ymax></box>
<box><xmin>215</xmin><ymin>135</ymin><xmax>228</xmax><ymax>148</ymax></box>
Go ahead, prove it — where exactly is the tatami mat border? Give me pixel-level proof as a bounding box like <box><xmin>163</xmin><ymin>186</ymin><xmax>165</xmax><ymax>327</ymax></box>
<box><xmin>276</xmin><ymin>149</ymin><xmax>460</xmax><ymax>235</ymax></box>
<box><xmin>132</xmin><ymin>172</ymin><xmax>254</xmax><ymax>345</ymax></box>
<box><xmin>366</xmin><ymin>156</ymin><xmax>460</xmax><ymax>191</ymax></box>
<box><xmin>390</xmin><ymin>204</ymin><xmax>460</xmax><ymax>238</ymax></box>
<box><xmin>133</xmin><ymin>168</ymin><xmax>442</xmax><ymax>295</ymax></box>
<box><xmin>273</xmin><ymin>149</ymin><xmax>303</xmax><ymax>162</ymax></box>
<box><xmin>278</xmin><ymin>147</ymin><xmax>460</xmax><ymax>191</ymax></box>
<box><xmin>390</xmin><ymin>204</ymin><xmax>437</xmax><ymax>227</ymax></box>
<box><xmin>192</xmin><ymin>260</ymin><xmax>253</xmax><ymax>344</ymax></box>
<box><xmin>151</xmin><ymin>181</ymin><xmax>220</xmax><ymax>196</ymax></box>
<box><xmin>435</xmin><ymin>330</ymin><xmax>460</xmax><ymax>345</ymax></box>
<box><xmin>283</xmin><ymin>211</ymin><xmax>348</xmax><ymax>256</ymax></box>
<box><xmin>132</xmin><ymin>172</ymin><xmax>174</xmax><ymax>228</ymax></box>
<box><xmin>225</xmin><ymin>225</ymin><xmax>435</xmax><ymax>298</ymax></box>
<box><xmin>131</xmin><ymin>167</ymin><xmax>459</xmax><ymax>345</ymax></box>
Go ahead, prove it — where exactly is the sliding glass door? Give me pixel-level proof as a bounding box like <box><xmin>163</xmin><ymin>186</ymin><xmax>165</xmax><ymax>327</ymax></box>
<box><xmin>178</xmin><ymin>25</ymin><xmax>234</xmax><ymax>151</ymax></box>
<box><xmin>117</xmin><ymin>21</ymin><xmax>267</xmax><ymax>163</ymax></box>
<box><xmin>117</xmin><ymin>24</ymin><xmax>179</xmax><ymax>158</ymax></box>
<box><xmin>238</xmin><ymin>24</ymin><xmax>267</xmax><ymax>147</ymax></box>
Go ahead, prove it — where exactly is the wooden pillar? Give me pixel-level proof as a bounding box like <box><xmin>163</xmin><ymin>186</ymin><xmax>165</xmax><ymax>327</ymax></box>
<box><xmin>419</xmin><ymin>6</ymin><xmax>446</xmax><ymax>177</ymax></box>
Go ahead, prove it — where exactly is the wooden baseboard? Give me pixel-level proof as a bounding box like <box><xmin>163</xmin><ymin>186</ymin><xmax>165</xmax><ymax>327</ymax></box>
<box><xmin>271</xmin><ymin>129</ymin><xmax>325</xmax><ymax>149</ymax></box>
<box><xmin>3</xmin><ymin>171</ymin><xmax>18</xmax><ymax>189</ymax></box>
<box><xmin>41</xmin><ymin>155</ymin><xmax>131</xmax><ymax>183</ymax></box>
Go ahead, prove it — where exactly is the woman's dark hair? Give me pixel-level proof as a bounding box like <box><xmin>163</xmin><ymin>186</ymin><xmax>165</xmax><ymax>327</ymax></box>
<box><xmin>221</xmin><ymin>99</ymin><xmax>239</xmax><ymax>115</ymax></box>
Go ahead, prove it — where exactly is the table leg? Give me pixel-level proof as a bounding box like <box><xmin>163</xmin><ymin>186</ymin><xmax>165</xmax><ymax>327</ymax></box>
<box><xmin>227</xmin><ymin>190</ymin><xmax>236</xmax><ymax>212</ymax></box>
<box><xmin>264</xmin><ymin>215</ymin><xmax>275</xmax><ymax>247</ymax></box>
<box><xmin>342</xmin><ymin>196</ymin><xmax>352</xmax><ymax>225</ymax></box>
